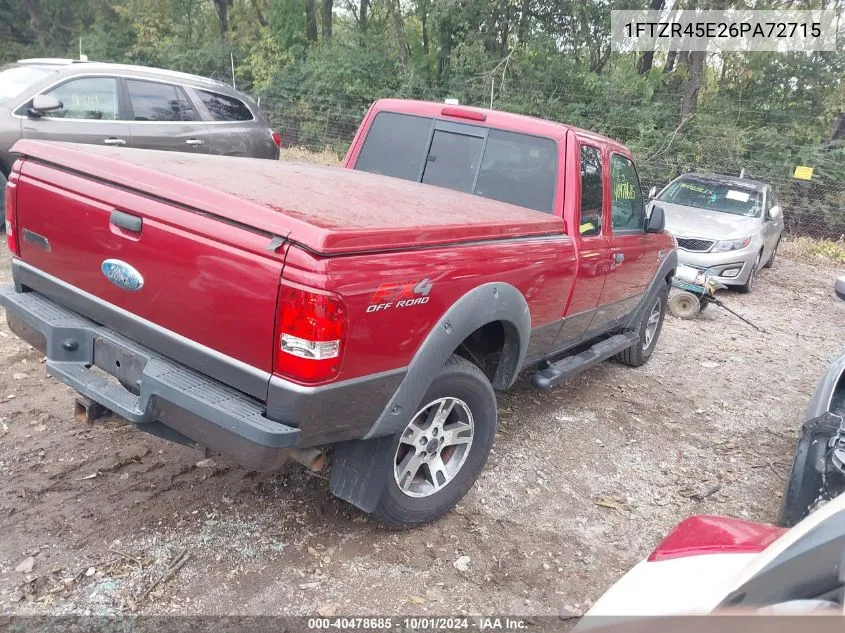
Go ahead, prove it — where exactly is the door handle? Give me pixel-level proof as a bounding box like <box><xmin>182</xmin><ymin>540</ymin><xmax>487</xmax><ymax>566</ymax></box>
<box><xmin>185</xmin><ymin>138</ymin><xmax>205</xmax><ymax>146</ymax></box>
<box><xmin>103</xmin><ymin>137</ymin><xmax>126</xmax><ymax>146</ymax></box>
<box><xmin>613</xmin><ymin>252</ymin><xmax>625</xmax><ymax>263</ymax></box>
<box><xmin>110</xmin><ymin>210</ymin><xmax>142</xmax><ymax>233</ymax></box>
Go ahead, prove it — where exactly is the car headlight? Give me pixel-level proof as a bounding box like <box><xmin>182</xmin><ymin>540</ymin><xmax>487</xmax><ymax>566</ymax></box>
<box><xmin>711</xmin><ymin>236</ymin><xmax>752</xmax><ymax>252</ymax></box>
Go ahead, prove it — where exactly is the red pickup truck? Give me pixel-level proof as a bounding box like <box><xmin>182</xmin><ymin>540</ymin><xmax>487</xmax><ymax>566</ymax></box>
<box><xmin>0</xmin><ymin>99</ymin><xmax>676</xmax><ymax>527</ymax></box>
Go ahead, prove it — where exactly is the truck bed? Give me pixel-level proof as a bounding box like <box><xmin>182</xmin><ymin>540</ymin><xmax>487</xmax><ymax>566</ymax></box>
<box><xmin>12</xmin><ymin>140</ymin><xmax>564</xmax><ymax>255</ymax></box>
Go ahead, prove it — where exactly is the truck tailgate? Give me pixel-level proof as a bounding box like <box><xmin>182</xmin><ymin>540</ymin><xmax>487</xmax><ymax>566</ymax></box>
<box><xmin>11</xmin><ymin>157</ymin><xmax>287</xmax><ymax>393</ymax></box>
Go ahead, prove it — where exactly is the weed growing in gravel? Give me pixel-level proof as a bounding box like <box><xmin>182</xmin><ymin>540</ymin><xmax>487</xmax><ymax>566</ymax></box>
<box><xmin>781</xmin><ymin>236</ymin><xmax>845</xmax><ymax>264</ymax></box>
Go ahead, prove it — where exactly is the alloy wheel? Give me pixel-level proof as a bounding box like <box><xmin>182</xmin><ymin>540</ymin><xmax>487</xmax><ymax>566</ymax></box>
<box><xmin>643</xmin><ymin>297</ymin><xmax>662</xmax><ymax>349</ymax></box>
<box><xmin>393</xmin><ymin>397</ymin><xmax>475</xmax><ymax>498</ymax></box>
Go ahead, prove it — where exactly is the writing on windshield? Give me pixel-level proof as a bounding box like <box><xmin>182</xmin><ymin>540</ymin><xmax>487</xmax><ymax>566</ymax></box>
<box><xmin>658</xmin><ymin>177</ymin><xmax>761</xmax><ymax>217</ymax></box>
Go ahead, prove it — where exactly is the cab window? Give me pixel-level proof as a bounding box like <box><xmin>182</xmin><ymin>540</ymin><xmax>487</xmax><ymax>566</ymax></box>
<box><xmin>474</xmin><ymin>129</ymin><xmax>557</xmax><ymax>213</ymax></box>
<box><xmin>354</xmin><ymin>111</ymin><xmax>558</xmax><ymax>213</ymax></box>
<box><xmin>421</xmin><ymin>130</ymin><xmax>484</xmax><ymax>193</ymax></box>
<box><xmin>610</xmin><ymin>153</ymin><xmax>645</xmax><ymax>232</ymax></box>
<box><xmin>579</xmin><ymin>145</ymin><xmax>603</xmax><ymax>236</ymax></box>
<box><xmin>42</xmin><ymin>77</ymin><xmax>119</xmax><ymax>120</ymax></box>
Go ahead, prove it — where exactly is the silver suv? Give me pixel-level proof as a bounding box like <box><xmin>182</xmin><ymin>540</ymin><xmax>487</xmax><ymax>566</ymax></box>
<box><xmin>0</xmin><ymin>58</ymin><xmax>281</xmax><ymax>223</ymax></box>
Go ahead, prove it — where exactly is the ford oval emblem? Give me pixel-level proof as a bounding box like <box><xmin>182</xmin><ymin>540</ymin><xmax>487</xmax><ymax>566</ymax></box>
<box><xmin>101</xmin><ymin>259</ymin><xmax>144</xmax><ymax>291</ymax></box>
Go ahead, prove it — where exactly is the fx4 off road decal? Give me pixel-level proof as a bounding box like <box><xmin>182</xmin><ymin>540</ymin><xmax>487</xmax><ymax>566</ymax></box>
<box><xmin>367</xmin><ymin>279</ymin><xmax>433</xmax><ymax>313</ymax></box>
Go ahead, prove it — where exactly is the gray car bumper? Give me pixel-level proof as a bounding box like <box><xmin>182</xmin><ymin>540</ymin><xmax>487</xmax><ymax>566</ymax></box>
<box><xmin>0</xmin><ymin>285</ymin><xmax>302</xmax><ymax>470</ymax></box>
<box><xmin>677</xmin><ymin>246</ymin><xmax>757</xmax><ymax>286</ymax></box>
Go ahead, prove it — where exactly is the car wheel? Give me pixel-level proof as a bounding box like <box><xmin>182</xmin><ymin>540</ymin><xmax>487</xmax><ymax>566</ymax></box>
<box><xmin>668</xmin><ymin>291</ymin><xmax>700</xmax><ymax>319</ymax></box>
<box><xmin>370</xmin><ymin>355</ymin><xmax>497</xmax><ymax>528</ymax></box>
<box><xmin>615</xmin><ymin>284</ymin><xmax>668</xmax><ymax>367</ymax></box>
<box><xmin>763</xmin><ymin>238</ymin><xmax>780</xmax><ymax>269</ymax></box>
<box><xmin>737</xmin><ymin>252</ymin><xmax>761</xmax><ymax>294</ymax></box>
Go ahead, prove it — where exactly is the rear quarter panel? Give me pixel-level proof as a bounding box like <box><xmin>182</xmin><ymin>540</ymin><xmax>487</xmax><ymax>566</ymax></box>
<box><xmin>282</xmin><ymin>236</ymin><xmax>578</xmax><ymax>382</ymax></box>
<box><xmin>208</xmin><ymin>122</ymin><xmax>278</xmax><ymax>159</ymax></box>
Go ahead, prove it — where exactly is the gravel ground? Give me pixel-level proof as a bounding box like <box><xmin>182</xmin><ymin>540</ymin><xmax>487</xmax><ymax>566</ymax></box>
<box><xmin>0</xmin><ymin>240</ymin><xmax>842</xmax><ymax>617</ymax></box>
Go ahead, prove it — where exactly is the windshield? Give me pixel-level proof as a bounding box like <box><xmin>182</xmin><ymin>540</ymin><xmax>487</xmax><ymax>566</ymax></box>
<box><xmin>0</xmin><ymin>65</ymin><xmax>56</xmax><ymax>101</ymax></box>
<box><xmin>658</xmin><ymin>177</ymin><xmax>762</xmax><ymax>218</ymax></box>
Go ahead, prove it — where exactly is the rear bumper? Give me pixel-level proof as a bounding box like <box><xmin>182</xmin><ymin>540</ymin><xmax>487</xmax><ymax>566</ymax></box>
<box><xmin>9</xmin><ymin>259</ymin><xmax>405</xmax><ymax>450</ymax></box>
<box><xmin>0</xmin><ymin>285</ymin><xmax>301</xmax><ymax>470</ymax></box>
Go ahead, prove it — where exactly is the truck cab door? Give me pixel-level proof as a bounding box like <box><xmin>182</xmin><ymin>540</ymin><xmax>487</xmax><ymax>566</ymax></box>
<box><xmin>593</xmin><ymin>153</ymin><xmax>657</xmax><ymax>332</ymax></box>
<box><xmin>553</xmin><ymin>142</ymin><xmax>612</xmax><ymax>347</ymax></box>
<box><xmin>20</xmin><ymin>76</ymin><xmax>132</xmax><ymax>149</ymax></box>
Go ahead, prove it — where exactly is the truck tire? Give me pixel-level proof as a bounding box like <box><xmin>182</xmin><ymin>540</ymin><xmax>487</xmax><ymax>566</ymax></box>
<box><xmin>615</xmin><ymin>285</ymin><xmax>668</xmax><ymax>368</ymax></box>
<box><xmin>370</xmin><ymin>355</ymin><xmax>497</xmax><ymax>528</ymax></box>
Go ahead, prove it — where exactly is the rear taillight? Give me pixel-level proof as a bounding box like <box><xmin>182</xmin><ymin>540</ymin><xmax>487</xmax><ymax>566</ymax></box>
<box><xmin>647</xmin><ymin>515</ymin><xmax>786</xmax><ymax>562</ymax></box>
<box><xmin>270</xmin><ymin>130</ymin><xmax>282</xmax><ymax>149</ymax></box>
<box><xmin>274</xmin><ymin>283</ymin><xmax>346</xmax><ymax>383</ymax></box>
<box><xmin>4</xmin><ymin>178</ymin><xmax>18</xmax><ymax>256</ymax></box>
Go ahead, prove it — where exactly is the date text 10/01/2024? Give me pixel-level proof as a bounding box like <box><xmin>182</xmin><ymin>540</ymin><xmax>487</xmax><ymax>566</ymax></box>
<box><xmin>306</xmin><ymin>617</ymin><xmax>529</xmax><ymax>630</ymax></box>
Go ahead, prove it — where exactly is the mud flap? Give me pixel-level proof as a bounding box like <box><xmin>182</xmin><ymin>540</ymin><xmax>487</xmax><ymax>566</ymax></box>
<box><xmin>330</xmin><ymin>435</ymin><xmax>394</xmax><ymax>513</ymax></box>
<box><xmin>779</xmin><ymin>413</ymin><xmax>842</xmax><ymax>527</ymax></box>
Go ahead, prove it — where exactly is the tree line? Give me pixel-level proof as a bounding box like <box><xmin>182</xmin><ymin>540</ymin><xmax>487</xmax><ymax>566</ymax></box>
<box><xmin>1</xmin><ymin>0</ymin><xmax>843</xmax><ymax>236</ymax></box>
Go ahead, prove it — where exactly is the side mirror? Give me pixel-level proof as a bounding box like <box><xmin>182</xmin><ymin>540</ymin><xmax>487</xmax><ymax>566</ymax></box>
<box><xmin>769</xmin><ymin>205</ymin><xmax>783</xmax><ymax>220</ymax></box>
<box><xmin>647</xmin><ymin>205</ymin><xmax>665</xmax><ymax>233</ymax></box>
<box><xmin>836</xmin><ymin>276</ymin><xmax>845</xmax><ymax>302</ymax></box>
<box><xmin>648</xmin><ymin>186</ymin><xmax>657</xmax><ymax>199</ymax></box>
<box><xmin>28</xmin><ymin>94</ymin><xmax>62</xmax><ymax>117</ymax></box>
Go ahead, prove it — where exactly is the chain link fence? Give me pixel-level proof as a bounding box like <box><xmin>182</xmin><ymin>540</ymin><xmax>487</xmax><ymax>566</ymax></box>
<box><xmin>258</xmin><ymin>95</ymin><xmax>845</xmax><ymax>241</ymax></box>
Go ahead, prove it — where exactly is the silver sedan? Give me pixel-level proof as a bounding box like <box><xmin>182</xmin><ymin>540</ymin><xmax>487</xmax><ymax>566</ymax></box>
<box><xmin>649</xmin><ymin>174</ymin><xmax>784</xmax><ymax>293</ymax></box>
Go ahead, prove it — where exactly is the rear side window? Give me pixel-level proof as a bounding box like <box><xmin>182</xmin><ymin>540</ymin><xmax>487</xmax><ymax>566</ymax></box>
<box><xmin>610</xmin><ymin>154</ymin><xmax>645</xmax><ymax>231</ymax></box>
<box><xmin>43</xmin><ymin>77</ymin><xmax>119</xmax><ymax>120</ymax></box>
<box><xmin>127</xmin><ymin>80</ymin><xmax>196</xmax><ymax>122</ymax></box>
<box><xmin>196</xmin><ymin>90</ymin><xmax>253</xmax><ymax>121</ymax></box>
<box><xmin>354</xmin><ymin>111</ymin><xmax>558</xmax><ymax>213</ymax></box>
<box><xmin>355</xmin><ymin>112</ymin><xmax>433</xmax><ymax>181</ymax></box>
<box><xmin>579</xmin><ymin>145</ymin><xmax>604</xmax><ymax>236</ymax></box>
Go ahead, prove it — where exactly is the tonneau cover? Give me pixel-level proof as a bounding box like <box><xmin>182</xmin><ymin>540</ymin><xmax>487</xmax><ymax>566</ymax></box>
<box><xmin>12</xmin><ymin>140</ymin><xmax>564</xmax><ymax>255</ymax></box>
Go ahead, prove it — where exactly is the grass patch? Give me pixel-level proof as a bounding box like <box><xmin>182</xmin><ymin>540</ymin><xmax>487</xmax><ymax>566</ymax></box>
<box><xmin>781</xmin><ymin>236</ymin><xmax>845</xmax><ymax>265</ymax></box>
<box><xmin>280</xmin><ymin>146</ymin><xmax>342</xmax><ymax>166</ymax></box>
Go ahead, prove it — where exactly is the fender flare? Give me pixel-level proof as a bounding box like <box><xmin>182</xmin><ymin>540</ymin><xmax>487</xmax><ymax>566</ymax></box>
<box><xmin>365</xmin><ymin>281</ymin><xmax>530</xmax><ymax>440</ymax></box>
<box><xmin>329</xmin><ymin>282</ymin><xmax>530</xmax><ymax>513</ymax></box>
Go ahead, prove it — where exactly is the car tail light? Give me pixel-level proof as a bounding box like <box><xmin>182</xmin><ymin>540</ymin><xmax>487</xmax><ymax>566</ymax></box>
<box><xmin>4</xmin><ymin>177</ymin><xmax>19</xmax><ymax>256</ymax></box>
<box><xmin>273</xmin><ymin>283</ymin><xmax>347</xmax><ymax>383</ymax></box>
<box><xmin>647</xmin><ymin>515</ymin><xmax>786</xmax><ymax>562</ymax></box>
<box><xmin>270</xmin><ymin>129</ymin><xmax>282</xmax><ymax>149</ymax></box>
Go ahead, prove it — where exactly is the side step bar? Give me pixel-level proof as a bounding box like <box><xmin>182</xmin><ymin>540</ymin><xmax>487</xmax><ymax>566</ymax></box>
<box><xmin>530</xmin><ymin>332</ymin><xmax>640</xmax><ymax>390</ymax></box>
